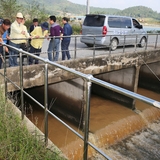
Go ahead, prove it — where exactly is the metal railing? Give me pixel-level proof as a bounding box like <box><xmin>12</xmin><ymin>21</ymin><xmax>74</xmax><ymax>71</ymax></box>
<box><xmin>2</xmin><ymin>33</ymin><xmax>160</xmax><ymax>65</ymax></box>
<box><xmin>0</xmin><ymin>36</ymin><xmax>160</xmax><ymax>160</ymax></box>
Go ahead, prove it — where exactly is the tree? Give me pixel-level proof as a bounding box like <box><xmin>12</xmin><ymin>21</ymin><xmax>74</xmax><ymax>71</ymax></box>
<box><xmin>24</xmin><ymin>0</ymin><xmax>48</xmax><ymax>22</ymax></box>
<box><xmin>0</xmin><ymin>0</ymin><xmax>22</xmax><ymax>21</ymax></box>
<box><xmin>0</xmin><ymin>0</ymin><xmax>49</xmax><ymax>29</ymax></box>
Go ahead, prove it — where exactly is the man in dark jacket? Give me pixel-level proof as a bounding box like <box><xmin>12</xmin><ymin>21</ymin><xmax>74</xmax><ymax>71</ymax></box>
<box><xmin>29</xmin><ymin>18</ymin><xmax>39</xmax><ymax>33</ymax></box>
<box><xmin>61</xmin><ymin>17</ymin><xmax>73</xmax><ymax>60</ymax></box>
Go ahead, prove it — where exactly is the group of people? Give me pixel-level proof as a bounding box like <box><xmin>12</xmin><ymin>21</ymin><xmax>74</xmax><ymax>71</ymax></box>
<box><xmin>0</xmin><ymin>12</ymin><xmax>73</xmax><ymax>69</ymax></box>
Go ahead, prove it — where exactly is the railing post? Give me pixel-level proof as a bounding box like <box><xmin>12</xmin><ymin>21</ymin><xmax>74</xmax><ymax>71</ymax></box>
<box><xmin>145</xmin><ymin>34</ymin><xmax>148</xmax><ymax>51</ymax></box>
<box><xmin>44</xmin><ymin>63</ymin><xmax>48</xmax><ymax>145</ymax></box>
<box><xmin>123</xmin><ymin>35</ymin><xmax>126</xmax><ymax>53</ymax></box>
<box><xmin>3</xmin><ymin>46</ymin><xmax>7</xmax><ymax>100</ymax></box>
<box><xmin>74</xmin><ymin>36</ymin><xmax>77</xmax><ymax>59</ymax></box>
<box><xmin>19</xmin><ymin>50</ymin><xmax>24</xmax><ymax>120</ymax></box>
<box><xmin>134</xmin><ymin>35</ymin><xmax>138</xmax><ymax>52</ymax></box>
<box><xmin>109</xmin><ymin>35</ymin><xmax>112</xmax><ymax>58</ymax></box>
<box><xmin>93</xmin><ymin>36</ymin><xmax>95</xmax><ymax>59</ymax></box>
<box><xmin>154</xmin><ymin>34</ymin><xmax>158</xmax><ymax>49</ymax></box>
<box><xmin>83</xmin><ymin>75</ymin><xmax>92</xmax><ymax>160</ymax></box>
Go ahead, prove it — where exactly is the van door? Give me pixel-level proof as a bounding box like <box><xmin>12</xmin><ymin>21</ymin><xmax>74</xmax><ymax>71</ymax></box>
<box><xmin>81</xmin><ymin>15</ymin><xmax>106</xmax><ymax>46</ymax></box>
<box><xmin>119</xmin><ymin>17</ymin><xmax>133</xmax><ymax>45</ymax></box>
<box><xmin>131</xmin><ymin>18</ymin><xmax>144</xmax><ymax>44</ymax></box>
<box><xmin>107</xmin><ymin>17</ymin><xmax>133</xmax><ymax>46</ymax></box>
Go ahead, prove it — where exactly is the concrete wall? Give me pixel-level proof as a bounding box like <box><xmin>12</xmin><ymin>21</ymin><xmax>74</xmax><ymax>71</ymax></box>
<box><xmin>139</xmin><ymin>61</ymin><xmax>160</xmax><ymax>92</ymax></box>
<box><xmin>48</xmin><ymin>78</ymin><xmax>85</xmax><ymax>126</ymax></box>
<box><xmin>92</xmin><ymin>67</ymin><xmax>137</xmax><ymax>109</ymax></box>
<box><xmin>1</xmin><ymin>49</ymin><xmax>160</xmax><ymax>92</ymax></box>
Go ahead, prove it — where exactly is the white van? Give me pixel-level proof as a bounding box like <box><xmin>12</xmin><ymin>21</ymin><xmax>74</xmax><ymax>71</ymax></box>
<box><xmin>80</xmin><ymin>14</ymin><xmax>147</xmax><ymax>50</ymax></box>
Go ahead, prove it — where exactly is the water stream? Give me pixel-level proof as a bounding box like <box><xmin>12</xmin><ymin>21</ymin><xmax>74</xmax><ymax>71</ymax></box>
<box><xmin>24</xmin><ymin>87</ymin><xmax>160</xmax><ymax>159</ymax></box>
<box><xmin>91</xmin><ymin>120</ymin><xmax>160</xmax><ymax>160</ymax></box>
<box><xmin>89</xmin><ymin>88</ymin><xmax>160</xmax><ymax>160</ymax></box>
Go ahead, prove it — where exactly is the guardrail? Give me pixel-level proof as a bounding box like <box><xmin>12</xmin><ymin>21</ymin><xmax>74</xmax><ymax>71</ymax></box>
<box><xmin>0</xmin><ymin>36</ymin><xmax>160</xmax><ymax>160</ymax></box>
<box><xmin>2</xmin><ymin>33</ymin><xmax>160</xmax><ymax>66</ymax></box>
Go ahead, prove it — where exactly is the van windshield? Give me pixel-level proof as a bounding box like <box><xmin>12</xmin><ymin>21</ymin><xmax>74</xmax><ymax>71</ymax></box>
<box><xmin>83</xmin><ymin>15</ymin><xmax>105</xmax><ymax>27</ymax></box>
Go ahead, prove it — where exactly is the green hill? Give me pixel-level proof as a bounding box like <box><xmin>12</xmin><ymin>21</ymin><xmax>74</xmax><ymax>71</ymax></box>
<box><xmin>18</xmin><ymin>0</ymin><xmax>160</xmax><ymax>21</ymax></box>
<box><xmin>116</xmin><ymin>6</ymin><xmax>160</xmax><ymax>20</ymax></box>
<box><xmin>19</xmin><ymin>0</ymin><xmax>120</xmax><ymax>15</ymax></box>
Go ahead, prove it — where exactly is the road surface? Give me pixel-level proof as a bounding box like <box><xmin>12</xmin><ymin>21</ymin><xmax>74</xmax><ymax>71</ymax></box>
<box><xmin>41</xmin><ymin>34</ymin><xmax>160</xmax><ymax>60</ymax></box>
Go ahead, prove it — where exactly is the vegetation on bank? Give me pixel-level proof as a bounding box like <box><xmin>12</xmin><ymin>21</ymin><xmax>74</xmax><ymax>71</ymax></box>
<box><xmin>0</xmin><ymin>91</ymin><xmax>66</xmax><ymax>160</ymax></box>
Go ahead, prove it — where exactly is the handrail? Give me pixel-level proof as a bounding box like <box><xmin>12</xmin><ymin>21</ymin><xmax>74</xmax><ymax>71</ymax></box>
<box><xmin>1</xmin><ymin>42</ymin><xmax>113</xmax><ymax>160</ymax></box>
<box><xmin>0</xmin><ymin>36</ymin><xmax>160</xmax><ymax>160</ymax></box>
<box><xmin>2</xmin><ymin>33</ymin><xmax>160</xmax><ymax>61</ymax></box>
<box><xmin>2</xmin><ymin>33</ymin><xmax>160</xmax><ymax>41</ymax></box>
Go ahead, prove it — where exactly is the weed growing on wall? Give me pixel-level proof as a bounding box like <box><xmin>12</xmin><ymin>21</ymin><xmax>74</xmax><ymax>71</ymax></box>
<box><xmin>0</xmin><ymin>90</ymin><xmax>66</xmax><ymax>160</ymax></box>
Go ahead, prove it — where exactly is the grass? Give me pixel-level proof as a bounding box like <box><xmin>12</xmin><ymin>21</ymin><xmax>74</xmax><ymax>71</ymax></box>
<box><xmin>0</xmin><ymin>90</ymin><xmax>67</xmax><ymax>160</ymax></box>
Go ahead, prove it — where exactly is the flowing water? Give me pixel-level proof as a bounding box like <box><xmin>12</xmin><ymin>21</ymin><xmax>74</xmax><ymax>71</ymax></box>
<box><xmin>90</xmin><ymin>120</ymin><xmax>160</xmax><ymax>160</ymax></box>
<box><xmin>25</xmin><ymin>87</ymin><xmax>160</xmax><ymax>159</ymax></box>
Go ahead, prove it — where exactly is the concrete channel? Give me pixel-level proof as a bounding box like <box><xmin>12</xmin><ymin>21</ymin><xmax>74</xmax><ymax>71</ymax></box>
<box><xmin>0</xmin><ymin>48</ymin><xmax>160</xmax><ymax>159</ymax></box>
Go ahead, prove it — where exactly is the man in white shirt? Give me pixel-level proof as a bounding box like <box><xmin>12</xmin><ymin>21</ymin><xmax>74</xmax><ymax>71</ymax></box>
<box><xmin>9</xmin><ymin>12</ymin><xmax>29</xmax><ymax>67</ymax></box>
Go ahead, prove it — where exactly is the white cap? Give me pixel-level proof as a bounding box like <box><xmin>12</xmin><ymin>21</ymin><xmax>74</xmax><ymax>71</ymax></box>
<box><xmin>16</xmin><ymin>12</ymin><xmax>23</xmax><ymax>18</ymax></box>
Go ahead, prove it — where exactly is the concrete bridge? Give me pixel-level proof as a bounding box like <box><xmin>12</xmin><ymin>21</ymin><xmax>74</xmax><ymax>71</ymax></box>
<box><xmin>2</xmin><ymin>49</ymin><xmax>160</xmax><ymax>89</ymax></box>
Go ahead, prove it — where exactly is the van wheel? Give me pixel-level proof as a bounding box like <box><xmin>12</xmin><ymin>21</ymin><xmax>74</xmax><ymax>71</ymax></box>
<box><xmin>110</xmin><ymin>38</ymin><xmax>118</xmax><ymax>51</ymax></box>
<box><xmin>85</xmin><ymin>43</ymin><xmax>93</xmax><ymax>47</ymax></box>
<box><xmin>138</xmin><ymin>37</ymin><xmax>147</xmax><ymax>48</ymax></box>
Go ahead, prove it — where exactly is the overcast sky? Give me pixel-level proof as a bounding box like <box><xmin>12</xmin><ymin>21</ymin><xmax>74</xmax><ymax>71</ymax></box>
<box><xmin>68</xmin><ymin>0</ymin><xmax>160</xmax><ymax>13</ymax></box>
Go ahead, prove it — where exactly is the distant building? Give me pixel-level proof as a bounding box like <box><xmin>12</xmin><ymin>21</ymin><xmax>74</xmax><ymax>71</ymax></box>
<box><xmin>70</xmin><ymin>16</ymin><xmax>85</xmax><ymax>22</ymax></box>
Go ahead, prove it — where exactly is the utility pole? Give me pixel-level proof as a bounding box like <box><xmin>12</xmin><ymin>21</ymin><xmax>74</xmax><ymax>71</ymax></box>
<box><xmin>86</xmin><ymin>0</ymin><xmax>90</xmax><ymax>14</ymax></box>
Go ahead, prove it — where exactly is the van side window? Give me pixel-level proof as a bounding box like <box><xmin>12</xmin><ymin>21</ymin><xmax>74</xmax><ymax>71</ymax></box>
<box><xmin>83</xmin><ymin>15</ymin><xmax>105</xmax><ymax>27</ymax></box>
<box><xmin>108</xmin><ymin>17</ymin><xmax>131</xmax><ymax>28</ymax></box>
<box><xmin>121</xmin><ymin>18</ymin><xmax>131</xmax><ymax>28</ymax></box>
<box><xmin>108</xmin><ymin>17</ymin><xmax>121</xmax><ymax>28</ymax></box>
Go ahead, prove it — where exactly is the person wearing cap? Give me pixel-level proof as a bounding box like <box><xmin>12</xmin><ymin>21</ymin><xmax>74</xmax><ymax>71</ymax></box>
<box><xmin>9</xmin><ymin>12</ymin><xmax>30</xmax><ymax>67</ymax></box>
<box><xmin>29</xmin><ymin>22</ymin><xmax>48</xmax><ymax>65</ymax></box>
<box><xmin>0</xmin><ymin>19</ymin><xmax>11</xmax><ymax>69</ymax></box>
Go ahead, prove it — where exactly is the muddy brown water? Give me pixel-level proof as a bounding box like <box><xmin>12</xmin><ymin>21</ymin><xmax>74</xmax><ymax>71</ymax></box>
<box><xmin>25</xmin><ymin>87</ymin><xmax>160</xmax><ymax>159</ymax></box>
